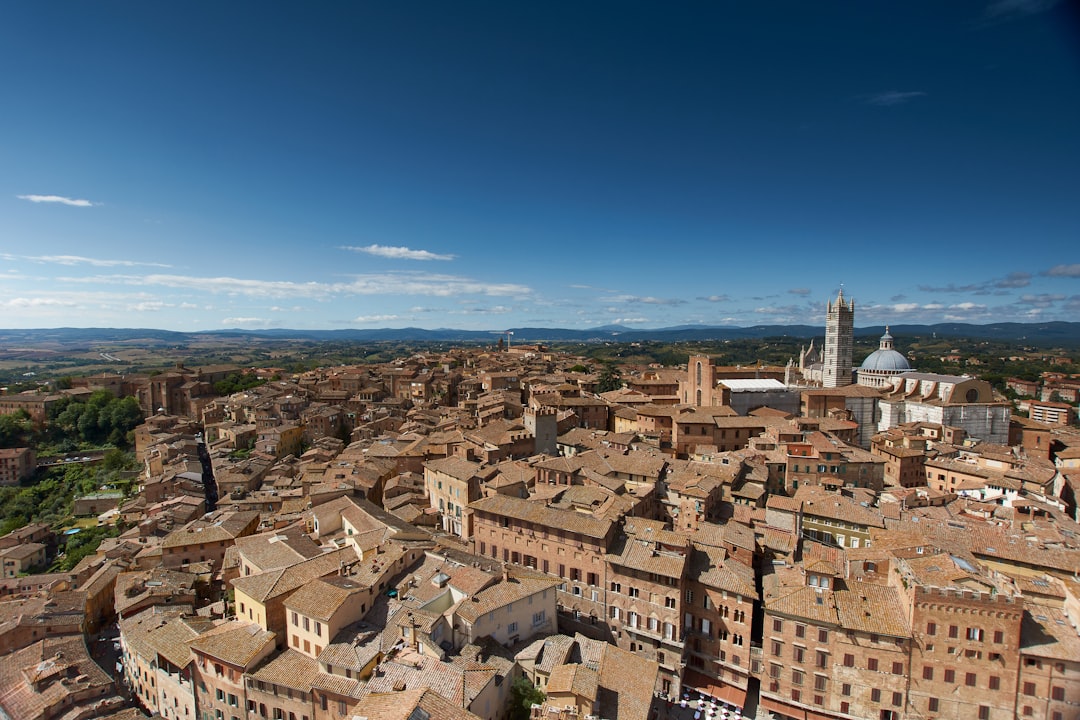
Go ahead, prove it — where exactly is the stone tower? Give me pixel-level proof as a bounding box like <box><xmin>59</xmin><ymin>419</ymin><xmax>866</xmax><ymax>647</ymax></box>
<box><xmin>823</xmin><ymin>289</ymin><xmax>854</xmax><ymax>388</ymax></box>
<box><xmin>524</xmin><ymin>406</ymin><xmax>558</xmax><ymax>456</ymax></box>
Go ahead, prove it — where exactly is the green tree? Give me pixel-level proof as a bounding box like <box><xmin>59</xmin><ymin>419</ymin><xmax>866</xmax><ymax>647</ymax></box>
<box><xmin>597</xmin><ymin>363</ymin><xmax>623</xmax><ymax>393</ymax></box>
<box><xmin>508</xmin><ymin>676</ymin><xmax>545</xmax><ymax>720</ymax></box>
<box><xmin>0</xmin><ymin>410</ymin><xmax>35</xmax><ymax>448</ymax></box>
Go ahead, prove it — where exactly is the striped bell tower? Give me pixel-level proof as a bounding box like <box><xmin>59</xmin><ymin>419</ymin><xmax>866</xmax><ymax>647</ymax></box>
<box><xmin>823</xmin><ymin>289</ymin><xmax>854</xmax><ymax>388</ymax></box>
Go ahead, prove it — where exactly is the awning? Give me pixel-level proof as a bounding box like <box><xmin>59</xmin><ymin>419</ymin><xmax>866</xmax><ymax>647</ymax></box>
<box><xmin>757</xmin><ymin>697</ymin><xmax>843</xmax><ymax>720</ymax></box>
<box><xmin>682</xmin><ymin>671</ymin><xmax>748</xmax><ymax>708</ymax></box>
<box><xmin>759</xmin><ymin>697</ymin><xmax>802</xmax><ymax>719</ymax></box>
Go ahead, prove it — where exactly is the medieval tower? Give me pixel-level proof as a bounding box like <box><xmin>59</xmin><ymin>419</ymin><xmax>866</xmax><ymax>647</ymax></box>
<box><xmin>823</xmin><ymin>289</ymin><xmax>854</xmax><ymax>387</ymax></box>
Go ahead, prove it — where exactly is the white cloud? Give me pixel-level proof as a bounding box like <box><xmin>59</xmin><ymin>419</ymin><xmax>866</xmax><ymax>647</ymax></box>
<box><xmin>2</xmin><ymin>253</ymin><xmax>172</xmax><ymax>268</ymax></box>
<box><xmin>221</xmin><ymin>317</ymin><xmax>273</xmax><ymax>327</ymax></box>
<box><xmin>612</xmin><ymin>317</ymin><xmax>648</xmax><ymax>325</ymax></box>
<box><xmin>1043</xmin><ymin>264</ymin><xmax>1080</xmax><ymax>278</ymax></box>
<box><xmin>698</xmin><ymin>295</ymin><xmax>731</xmax><ymax>303</ymax></box>
<box><xmin>892</xmin><ymin>303</ymin><xmax>921</xmax><ymax>313</ymax></box>
<box><xmin>609</xmin><ymin>294</ymin><xmax>686</xmax><ymax>306</ymax></box>
<box><xmin>449</xmin><ymin>305</ymin><xmax>513</xmax><ymax>315</ymax></box>
<box><xmin>0</xmin><ymin>297</ymin><xmax>78</xmax><ymax>308</ymax></box>
<box><xmin>353</xmin><ymin>314</ymin><xmax>400</xmax><ymax>323</ymax></box>
<box><xmin>127</xmin><ymin>301</ymin><xmax>171</xmax><ymax>312</ymax></box>
<box><xmin>67</xmin><ymin>271</ymin><xmax>532</xmax><ymax>300</ymax></box>
<box><xmin>341</xmin><ymin>244</ymin><xmax>455</xmax><ymax>261</ymax></box>
<box><xmin>344</xmin><ymin>273</ymin><xmax>530</xmax><ymax>297</ymax></box>
<box><xmin>17</xmin><ymin>194</ymin><xmax>98</xmax><ymax>207</ymax></box>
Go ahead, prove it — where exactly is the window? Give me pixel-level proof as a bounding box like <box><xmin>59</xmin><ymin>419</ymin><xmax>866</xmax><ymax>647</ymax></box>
<box><xmin>1023</xmin><ymin>682</ymin><xmax>1036</xmax><ymax>696</ymax></box>
<box><xmin>948</xmin><ymin>625</ymin><xmax>958</xmax><ymax>639</ymax></box>
<box><xmin>302</xmin><ymin>617</ymin><xmax>309</xmax><ymax>631</ymax></box>
<box><xmin>685</xmin><ymin>590</ymin><xmax>694</xmax><ymax>603</ymax></box>
<box><xmin>228</xmin><ymin>694</ymin><xmax>238</xmax><ymax>707</ymax></box>
<box><xmin>988</xmin><ymin>675</ymin><xmax>1000</xmax><ymax>690</ymax></box>
<box><xmin>770</xmin><ymin>664</ymin><xmax>781</xmax><ymax>679</ymax></box>
<box><xmin>217</xmin><ymin>689</ymin><xmax>225</xmax><ymax>701</ymax></box>
<box><xmin>291</xmin><ymin>611</ymin><xmax>298</xmax><ymax>626</ymax></box>
<box><xmin>772</xmin><ymin>641</ymin><xmax>782</xmax><ymax>656</ymax></box>
<box><xmin>815</xmin><ymin>650</ymin><xmax>827</xmax><ymax>668</ymax></box>
<box><xmin>773</xmin><ymin>618</ymin><xmax>783</xmax><ymax>633</ymax></box>
<box><xmin>314</xmin><ymin>621</ymin><xmax>321</xmax><ymax>637</ymax></box>
<box><xmin>507</xmin><ymin>622</ymin><xmax>518</xmax><ymax>634</ymax></box>
<box><xmin>871</xmin><ymin>688</ymin><xmax>881</xmax><ymax>703</ymax></box>
<box><xmin>793</xmin><ymin>647</ymin><xmax>804</xmax><ymax>663</ymax></box>
<box><xmin>665</xmin><ymin>597</ymin><xmax>676</xmax><ymax>609</ymax></box>
<box><xmin>1051</xmin><ymin>686</ymin><xmax>1065</xmax><ymax>701</ymax></box>
<box><xmin>928</xmin><ymin>698</ymin><xmax>939</xmax><ymax>712</ymax></box>
<box><xmin>867</xmin><ymin>657</ymin><xmax>878</xmax><ymax>672</ymax></box>
<box><xmin>795</xmin><ymin>624</ymin><xmax>805</xmax><ymax>639</ymax></box>
<box><xmin>892</xmin><ymin>692</ymin><xmax>902</xmax><ymax>707</ymax></box>
<box><xmin>993</xmin><ymin>630</ymin><xmax>1004</xmax><ymax>644</ymax></box>
<box><xmin>893</xmin><ymin>661</ymin><xmax>903</xmax><ymax>675</ymax></box>
<box><xmin>966</xmin><ymin>627</ymin><xmax>983</xmax><ymax>641</ymax></box>
<box><xmin>841</xmin><ymin>683</ymin><xmax>851</xmax><ymax>696</ymax></box>
<box><xmin>791</xmin><ymin>689</ymin><xmax>801</xmax><ymax>703</ymax></box>
<box><xmin>792</xmin><ymin>669</ymin><xmax>803</xmax><ymax>685</ymax></box>
<box><xmin>818</xmin><ymin>628</ymin><xmax>828</xmax><ymax>643</ymax></box>
<box><xmin>978</xmin><ymin>706</ymin><xmax>990</xmax><ymax>720</ymax></box>
<box><xmin>610</xmin><ymin>581</ymin><xmax>621</xmax><ymax>593</ymax></box>
<box><xmin>814</xmin><ymin>675</ymin><xmax>827</xmax><ymax>692</ymax></box>
<box><xmin>966</xmin><ymin>672</ymin><xmax>977</xmax><ymax>687</ymax></box>
<box><xmin>843</xmin><ymin>653</ymin><xmax>854</xmax><ymax>667</ymax></box>
<box><xmin>944</xmin><ymin>669</ymin><xmax>955</xmax><ymax>683</ymax></box>
<box><xmin>840</xmin><ymin>702</ymin><xmax>850</xmax><ymax>714</ymax></box>
<box><xmin>926</xmin><ymin>622</ymin><xmax>936</xmax><ymax>636</ymax></box>
<box><xmin>628</xmin><ymin>587</ymin><xmax>640</xmax><ymax>598</ymax></box>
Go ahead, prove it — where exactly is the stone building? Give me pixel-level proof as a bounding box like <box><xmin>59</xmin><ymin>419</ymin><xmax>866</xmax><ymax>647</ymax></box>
<box><xmin>823</xmin><ymin>289</ymin><xmax>854</xmax><ymax>388</ymax></box>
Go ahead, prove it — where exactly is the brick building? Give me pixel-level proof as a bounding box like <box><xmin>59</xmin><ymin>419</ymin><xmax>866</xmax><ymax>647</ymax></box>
<box><xmin>0</xmin><ymin>446</ymin><xmax>36</xmax><ymax>485</ymax></box>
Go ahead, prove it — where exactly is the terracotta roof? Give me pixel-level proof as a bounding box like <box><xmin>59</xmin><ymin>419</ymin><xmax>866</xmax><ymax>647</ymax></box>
<box><xmin>250</xmin><ymin>648</ymin><xmax>320</xmax><ymax>689</ymax></box>
<box><xmin>1021</xmin><ymin>604</ymin><xmax>1080</xmax><ymax>662</ymax></box>
<box><xmin>606</xmin><ymin>534</ymin><xmax>687</xmax><ymax>579</ymax></box>
<box><xmin>354</xmin><ymin>688</ymin><xmax>483</xmax><ymax>720</ymax></box>
<box><xmin>469</xmin><ymin>494</ymin><xmax>613</xmax><ymax>540</ymax></box>
<box><xmin>547</xmin><ymin>663</ymin><xmax>599</xmax><ymax>700</ymax></box>
<box><xmin>834</xmin><ymin>582</ymin><xmax>910</xmax><ymax>638</ymax></box>
<box><xmin>231</xmin><ymin>546</ymin><xmax>358</xmax><ymax>602</ymax></box>
<box><xmin>187</xmin><ymin>620</ymin><xmax>276</xmax><ymax>667</ymax></box>
<box><xmin>120</xmin><ymin>608</ymin><xmax>213</xmax><ymax>668</ymax></box>
<box><xmin>455</xmin><ymin>574</ymin><xmax>559</xmax><ymax>623</ymax></box>
<box><xmin>285</xmin><ymin>575</ymin><xmax>366</xmax><ymax>622</ymax></box>
<box><xmin>596</xmin><ymin>642</ymin><xmax>660</xmax><ymax>720</ymax></box>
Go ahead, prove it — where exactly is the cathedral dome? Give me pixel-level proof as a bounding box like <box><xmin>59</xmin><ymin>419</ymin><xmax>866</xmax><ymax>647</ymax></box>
<box><xmin>860</xmin><ymin>329</ymin><xmax>911</xmax><ymax>372</ymax></box>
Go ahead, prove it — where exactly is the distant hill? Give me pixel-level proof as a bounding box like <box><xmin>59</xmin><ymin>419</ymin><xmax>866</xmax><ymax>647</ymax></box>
<box><xmin>0</xmin><ymin>321</ymin><xmax>1078</xmax><ymax>347</ymax></box>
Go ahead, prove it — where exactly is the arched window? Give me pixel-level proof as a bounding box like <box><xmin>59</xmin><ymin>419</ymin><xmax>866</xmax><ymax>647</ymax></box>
<box><xmin>696</xmin><ymin>362</ymin><xmax>702</xmax><ymax>386</ymax></box>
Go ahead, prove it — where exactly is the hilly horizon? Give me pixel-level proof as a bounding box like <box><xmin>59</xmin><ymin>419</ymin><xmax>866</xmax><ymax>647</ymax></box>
<box><xmin>1</xmin><ymin>321</ymin><xmax>1078</xmax><ymax>347</ymax></box>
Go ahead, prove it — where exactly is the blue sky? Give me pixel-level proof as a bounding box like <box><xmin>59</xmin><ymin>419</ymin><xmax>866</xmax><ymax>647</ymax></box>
<box><xmin>2</xmin><ymin>1</ymin><xmax>1079</xmax><ymax>331</ymax></box>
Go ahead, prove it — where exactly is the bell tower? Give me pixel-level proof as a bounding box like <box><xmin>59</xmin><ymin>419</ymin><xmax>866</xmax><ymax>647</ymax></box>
<box><xmin>823</xmin><ymin>289</ymin><xmax>854</xmax><ymax>388</ymax></box>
